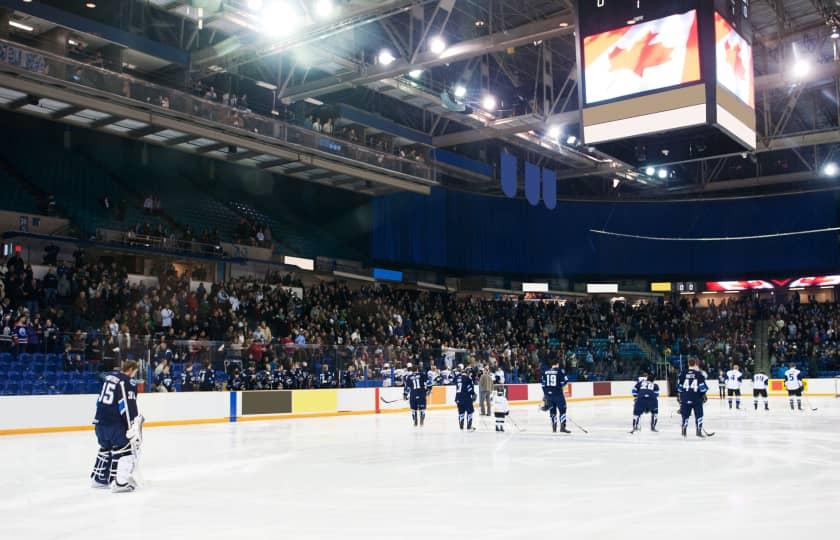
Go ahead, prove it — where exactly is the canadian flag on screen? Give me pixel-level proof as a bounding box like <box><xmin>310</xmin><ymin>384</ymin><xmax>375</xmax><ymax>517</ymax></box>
<box><xmin>715</xmin><ymin>12</ymin><xmax>755</xmax><ymax>108</ymax></box>
<box><xmin>584</xmin><ymin>10</ymin><xmax>700</xmax><ymax>105</ymax></box>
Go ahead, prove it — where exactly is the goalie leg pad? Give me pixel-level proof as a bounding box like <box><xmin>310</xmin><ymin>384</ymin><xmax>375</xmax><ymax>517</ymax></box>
<box><xmin>110</xmin><ymin>444</ymin><xmax>136</xmax><ymax>491</ymax></box>
<box><xmin>91</xmin><ymin>449</ymin><xmax>111</xmax><ymax>487</ymax></box>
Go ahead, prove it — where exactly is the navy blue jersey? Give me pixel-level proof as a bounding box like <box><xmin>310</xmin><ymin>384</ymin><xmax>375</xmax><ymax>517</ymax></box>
<box><xmin>318</xmin><ymin>370</ymin><xmax>334</xmax><ymax>388</ymax></box>
<box><xmin>454</xmin><ymin>373</ymin><xmax>474</xmax><ymax>403</ymax></box>
<box><xmin>633</xmin><ymin>379</ymin><xmax>660</xmax><ymax>401</ymax></box>
<box><xmin>404</xmin><ymin>373</ymin><xmax>428</xmax><ymax>398</ymax></box>
<box><xmin>541</xmin><ymin>368</ymin><xmax>568</xmax><ymax>396</ymax></box>
<box><xmin>181</xmin><ymin>370</ymin><xmax>197</xmax><ymax>391</ymax></box>
<box><xmin>229</xmin><ymin>373</ymin><xmax>245</xmax><ymax>391</ymax></box>
<box><xmin>94</xmin><ymin>371</ymin><xmax>138</xmax><ymax>426</ymax></box>
<box><xmin>255</xmin><ymin>369</ymin><xmax>272</xmax><ymax>389</ymax></box>
<box><xmin>677</xmin><ymin>369</ymin><xmax>708</xmax><ymax>401</ymax></box>
<box><xmin>155</xmin><ymin>371</ymin><xmax>174</xmax><ymax>392</ymax></box>
<box><xmin>198</xmin><ymin>367</ymin><xmax>215</xmax><ymax>391</ymax></box>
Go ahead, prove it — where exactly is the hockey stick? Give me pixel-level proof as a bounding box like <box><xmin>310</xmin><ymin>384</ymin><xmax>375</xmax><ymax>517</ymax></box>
<box><xmin>702</xmin><ymin>428</ymin><xmax>716</xmax><ymax>437</ymax></box>
<box><xmin>804</xmin><ymin>396</ymin><xmax>819</xmax><ymax>412</ymax></box>
<box><xmin>506</xmin><ymin>414</ymin><xmax>526</xmax><ymax>433</ymax></box>
<box><xmin>567</xmin><ymin>417</ymin><xmax>589</xmax><ymax>434</ymax></box>
<box><xmin>379</xmin><ymin>396</ymin><xmax>405</xmax><ymax>404</ymax></box>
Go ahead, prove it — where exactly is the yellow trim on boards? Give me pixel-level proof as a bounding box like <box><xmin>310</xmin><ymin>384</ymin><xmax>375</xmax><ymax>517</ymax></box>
<box><xmin>2</xmin><ymin>393</ymin><xmax>834</xmax><ymax>437</ymax></box>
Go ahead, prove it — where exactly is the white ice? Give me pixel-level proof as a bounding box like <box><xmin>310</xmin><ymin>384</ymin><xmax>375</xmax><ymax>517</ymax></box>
<box><xmin>2</xmin><ymin>397</ymin><xmax>839</xmax><ymax>540</ymax></box>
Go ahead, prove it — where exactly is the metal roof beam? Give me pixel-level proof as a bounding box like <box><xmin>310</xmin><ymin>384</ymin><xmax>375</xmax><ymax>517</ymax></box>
<box><xmin>195</xmin><ymin>142</ymin><xmax>228</xmax><ymax>154</ymax></box>
<box><xmin>164</xmin><ymin>134</ymin><xmax>197</xmax><ymax>146</ymax></box>
<box><xmin>49</xmin><ymin>106</ymin><xmax>84</xmax><ymax>120</ymax></box>
<box><xmin>128</xmin><ymin>125</ymin><xmax>166</xmax><ymax>138</ymax></box>
<box><xmin>280</xmin><ymin>13</ymin><xmax>574</xmax><ymax>102</ymax></box>
<box><xmin>89</xmin><ymin>116</ymin><xmax>122</xmax><ymax>128</ymax></box>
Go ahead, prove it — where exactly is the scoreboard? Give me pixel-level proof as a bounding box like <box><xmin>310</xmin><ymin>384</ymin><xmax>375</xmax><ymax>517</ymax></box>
<box><xmin>575</xmin><ymin>0</ymin><xmax>756</xmax><ymax>154</ymax></box>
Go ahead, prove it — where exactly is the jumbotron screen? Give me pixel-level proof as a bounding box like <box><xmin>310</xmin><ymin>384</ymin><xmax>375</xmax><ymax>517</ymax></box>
<box><xmin>582</xmin><ymin>10</ymin><xmax>700</xmax><ymax>105</ymax></box>
<box><xmin>715</xmin><ymin>12</ymin><xmax>754</xmax><ymax>108</ymax></box>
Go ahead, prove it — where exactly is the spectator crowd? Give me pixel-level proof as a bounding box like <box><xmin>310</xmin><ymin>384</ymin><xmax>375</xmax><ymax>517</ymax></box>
<box><xmin>3</xmin><ymin>250</ymin><xmax>840</xmax><ymax>395</ymax></box>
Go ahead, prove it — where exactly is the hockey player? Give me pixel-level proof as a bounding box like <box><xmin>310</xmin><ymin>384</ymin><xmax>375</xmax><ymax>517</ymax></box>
<box><xmin>677</xmin><ymin>358</ymin><xmax>709</xmax><ymax>438</ymax></box>
<box><xmin>228</xmin><ymin>367</ymin><xmax>245</xmax><ymax>391</ymax></box>
<box><xmin>493</xmin><ymin>385</ymin><xmax>509</xmax><ymax>432</ymax></box>
<box><xmin>91</xmin><ymin>360</ymin><xmax>143</xmax><ymax>493</ymax></box>
<box><xmin>631</xmin><ymin>371</ymin><xmax>660</xmax><ymax>433</ymax></box>
<box><xmin>317</xmin><ymin>364</ymin><xmax>335</xmax><ymax>388</ymax></box>
<box><xmin>454</xmin><ymin>370</ymin><xmax>476</xmax><ymax>431</ymax></box>
<box><xmin>541</xmin><ymin>361</ymin><xmax>571</xmax><ymax>433</ymax></box>
<box><xmin>725</xmin><ymin>364</ymin><xmax>743</xmax><ymax>409</ymax></box>
<box><xmin>181</xmin><ymin>362</ymin><xmax>197</xmax><ymax>392</ymax></box>
<box><xmin>198</xmin><ymin>359</ymin><xmax>215</xmax><ymax>391</ymax></box>
<box><xmin>717</xmin><ymin>370</ymin><xmax>726</xmax><ymax>400</ymax></box>
<box><xmin>752</xmin><ymin>371</ymin><xmax>769</xmax><ymax>410</ymax></box>
<box><xmin>403</xmin><ymin>364</ymin><xmax>430</xmax><ymax>427</ymax></box>
<box><xmin>784</xmin><ymin>362</ymin><xmax>805</xmax><ymax>411</ymax></box>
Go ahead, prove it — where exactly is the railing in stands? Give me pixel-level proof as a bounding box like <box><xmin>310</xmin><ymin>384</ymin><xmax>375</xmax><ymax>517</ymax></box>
<box><xmin>0</xmin><ymin>38</ymin><xmax>433</xmax><ymax>182</ymax></box>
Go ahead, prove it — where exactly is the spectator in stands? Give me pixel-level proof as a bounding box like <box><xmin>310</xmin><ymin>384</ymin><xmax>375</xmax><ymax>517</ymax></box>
<box><xmin>43</xmin><ymin>243</ymin><xmax>60</xmax><ymax>266</ymax></box>
<box><xmin>204</xmin><ymin>86</ymin><xmax>218</xmax><ymax>101</ymax></box>
<box><xmin>160</xmin><ymin>304</ymin><xmax>174</xmax><ymax>331</ymax></box>
<box><xmin>42</xmin><ymin>267</ymin><xmax>58</xmax><ymax>306</ymax></box>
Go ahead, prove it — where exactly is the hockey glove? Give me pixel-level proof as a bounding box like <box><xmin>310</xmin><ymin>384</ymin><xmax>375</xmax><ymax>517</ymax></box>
<box><xmin>470</xmin><ymin>392</ymin><xmax>477</xmax><ymax>402</ymax></box>
<box><xmin>702</xmin><ymin>394</ymin><xmax>708</xmax><ymax>403</ymax></box>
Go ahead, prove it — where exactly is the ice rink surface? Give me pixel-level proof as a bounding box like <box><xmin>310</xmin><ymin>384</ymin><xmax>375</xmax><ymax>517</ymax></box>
<box><xmin>2</xmin><ymin>396</ymin><xmax>839</xmax><ymax>540</ymax></box>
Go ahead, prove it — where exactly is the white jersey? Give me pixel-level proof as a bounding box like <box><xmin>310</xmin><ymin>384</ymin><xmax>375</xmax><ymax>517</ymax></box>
<box><xmin>725</xmin><ymin>369</ymin><xmax>743</xmax><ymax>390</ymax></box>
<box><xmin>784</xmin><ymin>368</ymin><xmax>803</xmax><ymax>390</ymax></box>
<box><xmin>492</xmin><ymin>393</ymin><xmax>509</xmax><ymax>414</ymax></box>
<box><xmin>752</xmin><ymin>373</ymin><xmax>769</xmax><ymax>390</ymax></box>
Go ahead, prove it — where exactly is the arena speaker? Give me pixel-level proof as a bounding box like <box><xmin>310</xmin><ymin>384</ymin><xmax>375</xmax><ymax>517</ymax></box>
<box><xmin>575</xmin><ymin>0</ymin><xmax>755</xmax><ymax>164</ymax></box>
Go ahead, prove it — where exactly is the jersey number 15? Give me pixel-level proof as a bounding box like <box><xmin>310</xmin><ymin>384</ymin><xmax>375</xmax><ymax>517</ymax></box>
<box><xmin>98</xmin><ymin>381</ymin><xmax>117</xmax><ymax>405</ymax></box>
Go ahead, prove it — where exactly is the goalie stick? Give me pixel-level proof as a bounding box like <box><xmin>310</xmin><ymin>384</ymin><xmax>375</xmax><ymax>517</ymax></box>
<box><xmin>119</xmin><ymin>380</ymin><xmax>144</xmax><ymax>485</ymax></box>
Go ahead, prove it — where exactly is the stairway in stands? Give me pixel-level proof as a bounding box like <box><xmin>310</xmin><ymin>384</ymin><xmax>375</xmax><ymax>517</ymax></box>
<box><xmin>754</xmin><ymin>318</ymin><xmax>771</xmax><ymax>374</ymax></box>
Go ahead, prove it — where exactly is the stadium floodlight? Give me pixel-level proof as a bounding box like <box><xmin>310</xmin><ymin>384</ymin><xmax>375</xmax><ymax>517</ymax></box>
<box><xmin>313</xmin><ymin>0</ymin><xmax>334</xmax><ymax>19</ymax></box>
<box><xmin>566</xmin><ymin>135</ymin><xmax>577</xmax><ymax>145</ymax></box>
<box><xmin>645</xmin><ymin>166</ymin><xmax>655</xmax><ymax>176</ymax></box>
<box><xmin>429</xmin><ymin>35</ymin><xmax>447</xmax><ymax>55</ymax></box>
<box><xmin>261</xmin><ymin>2</ymin><xmax>301</xmax><ymax>37</ymax></box>
<box><xmin>9</xmin><ymin>21</ymin><xmax>34</xmax><ymax>32</ymax></box>
<box><xmin>408</xmin><ymin>69</ymin><xmax>423</xmax><ymax>79</ymax></box>
<box><xmin>547</xmin><ymin>126</ymin><xmax>561</xmax><ymax>139</ymax></box>
<box><xmin>657</xmin><ymin>168</ymin><xmax>669</xmax><ymax>179</ymax></box>
<box><xmin>85</xmin><ymin>2</ymin><xmax>97</xmax><ymax>8</ymax></box>
<box><xmin>453</xmin><ymin>84</ymin><xmax>467</xmax><ymax>98</ymax></box>
<box><xmin>377</xmin><ymin>49</ymin><xmax>396</xmax><ymax>66</ymax></box>
<box><xmin>823</xmin><ymin>162</ymin><xmax>839</xmax><ymax>177</ymax></box>
<box><xmin>247</xmin><ymin>0</ymin><xmax>264</xmax><ymax>11</ymax></box>
<box><xmin>481</xmin><ymin>94</ymin><xmax>497</xmax><ymax>112</ymax></box>
<box><xmin>792</xmin><ymin>58</ymin><xmax>811</xmax><ymax>79</ymax></box>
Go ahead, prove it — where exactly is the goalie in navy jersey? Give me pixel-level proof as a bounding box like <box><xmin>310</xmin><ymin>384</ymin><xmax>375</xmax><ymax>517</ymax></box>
<box><xmin>91</xmin><ymin>360</ymin><xmax>143</xmax><ymax>493</ymax></box>
<box><xmin>541</xmin><ymin>362</ymin><xmax>571</xmax><ymax>433</ymax></box>
<box><xmin>631</xmin><ymin>371</ymin><xmax>660</xmax><ymax>433</ymax></box>
<box><xmin>454</xmin><ymin>371</ymin><xmax>476</xmax><ymax>431</ymax></box>
<box><xmin>677</xmin><ymin>358</ymin><xmax>709</xmax><ymax>438</ymax></box>
<box><xmin>403</xmin><ymin>363</ymin><xmax>430</xmax><ymax>427</ymax></box>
